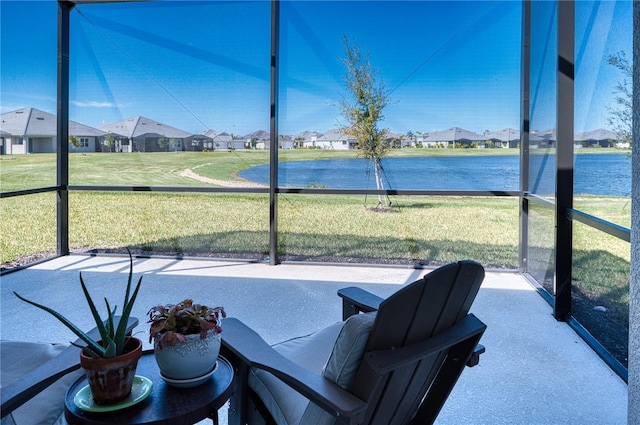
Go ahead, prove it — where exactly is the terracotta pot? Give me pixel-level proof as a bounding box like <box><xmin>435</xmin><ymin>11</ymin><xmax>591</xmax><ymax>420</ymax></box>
<box><xmin>79</xmin><ymin>337</ymin><xmax>143</xmax><ymax>405</ymax></box>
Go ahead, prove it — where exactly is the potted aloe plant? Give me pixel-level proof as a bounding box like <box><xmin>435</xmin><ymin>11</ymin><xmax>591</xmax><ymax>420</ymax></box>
<box><xmin>148</xmin><ymin>299</ymin><xmax>226</xmax><ymax>383</ymax></box>
<box><xmin>13</xmin><ymin>249</ymin><xmax>143</xmax><ymax>405</ymax></box>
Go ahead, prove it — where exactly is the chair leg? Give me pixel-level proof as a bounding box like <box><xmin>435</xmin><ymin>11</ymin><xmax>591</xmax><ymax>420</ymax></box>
<box><xmin>411</xmin><ymin>335</ymin><xmax>483</xmax><ymax>424</ymax></box>
<box><xmin>247</xmin><ymin>389</ymin><xmax>277</xmax><ymax>425</ymax></box>
<box><xmin>227</xmin><ymin>364</ymin><xmax>249</xmax><ymax>425</ymax></box>
<box><xmin>223</xmin><ymin>350</ymin><xmax>275</xmax><ymax>425</ymax></box>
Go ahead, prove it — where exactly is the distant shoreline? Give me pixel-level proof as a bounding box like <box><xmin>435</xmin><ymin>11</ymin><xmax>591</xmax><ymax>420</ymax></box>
<box><xmin>179</xmin><ymin>169</ymin><xmax>266</xmax><ymax>188</ymax></box>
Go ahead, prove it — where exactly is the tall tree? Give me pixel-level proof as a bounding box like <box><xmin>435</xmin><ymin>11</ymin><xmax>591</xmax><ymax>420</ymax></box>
<box><xmin>406</xmin><ymin>130</ymin><xmax>415</xmax><ymax>144</ymax></box>
<box><xmin>607</xmin><ymin>51</ymin><xmax>632</xmax><ymax>147</ymax></box>
<box><xmin>340</xmin><ymin>36</ymin><xmax>391</xmax><ymax>208</ymax></box>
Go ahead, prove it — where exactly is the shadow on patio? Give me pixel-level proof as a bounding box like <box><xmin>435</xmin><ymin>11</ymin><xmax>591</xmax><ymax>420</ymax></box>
<box><xmin>0</xmin><ymin>255</ymin><xmax>628</xmax><ymax>424</ymax></box>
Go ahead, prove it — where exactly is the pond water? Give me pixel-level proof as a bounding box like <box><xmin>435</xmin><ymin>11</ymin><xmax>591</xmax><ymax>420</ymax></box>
<box><xmin>238</xmin><ymin>153</ymin><xmax>631</xmax><ymax>196</ymax></box>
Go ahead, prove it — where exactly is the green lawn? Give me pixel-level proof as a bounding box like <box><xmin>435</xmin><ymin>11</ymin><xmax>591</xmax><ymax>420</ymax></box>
<box><xmin>1</xmin><ymin>149</ymin><xmax>630</xmax><ymax>268</ymax></box>
<box><xmin>1</xmin><ymin>149</ymin><xmax>631</xmax><ymax>366</ymax></box>
<box><xmin>1</xmin><ymin>191</ymin><xmax>521</xmax><ymax>268</ymax></box>
<box><xmin>1</xmin><ymin>147</ymin><xmax>626</xmax><ymax>191</ymax></box>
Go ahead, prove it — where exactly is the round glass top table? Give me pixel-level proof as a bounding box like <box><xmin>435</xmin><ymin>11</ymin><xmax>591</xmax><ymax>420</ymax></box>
<box><xmin>64</xmin><ymin>350</ymin><xmax>234</xmax><ymax>425</ymax></box>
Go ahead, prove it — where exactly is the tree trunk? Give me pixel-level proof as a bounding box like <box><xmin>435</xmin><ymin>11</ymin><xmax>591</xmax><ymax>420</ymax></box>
<box><xmin>373</xmin><ymin>157</ymin><xmax>387</xmax><ymax>208</ymax></box>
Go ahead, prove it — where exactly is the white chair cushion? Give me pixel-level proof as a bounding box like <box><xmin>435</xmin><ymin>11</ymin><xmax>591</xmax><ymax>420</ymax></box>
<box><xmin>249</xmin><ymin>322</ymin><xmax>342</xmax><ymax>425</ymax></box>
<box><xmin>1</xmin><ymin>341</ymin><xmax>84</xmax><ymax>425</ymax></box>
<box><xmin>249</xmin><ymin>313</ymin><xmax>375</xmax><ymax>425</ymax></box>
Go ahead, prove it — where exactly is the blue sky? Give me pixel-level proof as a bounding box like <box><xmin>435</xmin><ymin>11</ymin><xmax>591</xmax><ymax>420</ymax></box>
<box><xmin>0</xmin><ymin>0</ymin><xmax>633</xmax><ymax>136</ymax></box>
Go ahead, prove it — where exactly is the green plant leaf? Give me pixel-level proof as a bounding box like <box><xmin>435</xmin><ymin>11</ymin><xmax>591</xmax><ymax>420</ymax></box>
<box><xmin>14</xmin><ymin>247</ymin><xmax>143</xmax><ymax>359</ymax></box>
<box><xmin>115</xmin><ymin>275</ymin><xmax>142</xmax><ymax>354</ymax></box>
<box><xmin>13</xmin><ymin>291</ymin><xmax>106</xmax><ymax>357</ymax></box>
<box><xmin>80</xmin><ymin>272</ymin><xmax>109</xmax><ymax>345</ymax></box>
<box><xmin>104</xmin><ymin>298</ymin><xmax>116</xmax><ymax>341</ymax></box>
<box><xmin>114</xmin><ymin>249</ymin><xmax>142</xmax><ymax>355</ymax></box>
<box><xmin>102</xmin><ymin>338</ymin><xmax>116</xmax><ymax>358</ymax></box>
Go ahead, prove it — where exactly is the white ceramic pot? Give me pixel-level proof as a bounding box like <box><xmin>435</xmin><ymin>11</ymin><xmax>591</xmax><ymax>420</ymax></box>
<box><xmin>153</xmin><ymin>330</ymin><xmax>221</xmax><ymax>380</ymax></box>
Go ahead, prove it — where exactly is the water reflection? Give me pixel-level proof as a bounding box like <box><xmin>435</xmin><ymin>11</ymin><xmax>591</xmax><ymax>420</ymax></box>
<box><xmin>240</xmin><ymin>154</ymin><xmax>630</xmax><ymax>196</ymax></box>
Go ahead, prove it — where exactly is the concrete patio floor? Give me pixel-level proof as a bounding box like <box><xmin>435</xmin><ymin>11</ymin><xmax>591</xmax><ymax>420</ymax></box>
<box><xmin>0</xmin><ymin>255</ymin><xmax>628</xmax><ymax>424</ymax></box>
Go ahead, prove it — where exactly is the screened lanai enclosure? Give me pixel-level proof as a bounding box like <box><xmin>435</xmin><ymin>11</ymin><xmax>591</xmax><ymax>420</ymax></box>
<box><xmin>0</xmin><ymin>0</ymin><xmax>633</xmax><ymax>382</ymax></box>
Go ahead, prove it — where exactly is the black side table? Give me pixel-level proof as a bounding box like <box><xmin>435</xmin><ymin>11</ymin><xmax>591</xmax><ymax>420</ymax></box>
<box><xmin>64</xmin><ymin>351</ymin><xmax>234</xmax><ymax>425</ymax></box>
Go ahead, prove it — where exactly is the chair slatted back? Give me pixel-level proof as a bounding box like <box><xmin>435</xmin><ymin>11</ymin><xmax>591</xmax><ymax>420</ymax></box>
<box><xmin>350</xmin><ymin>261</ymin><xmax>485</xmax><ymax>425</ymax></box>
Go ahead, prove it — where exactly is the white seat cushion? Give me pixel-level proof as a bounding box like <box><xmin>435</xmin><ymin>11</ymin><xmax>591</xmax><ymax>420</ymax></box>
<box><xmin>249</xmin><ymin>313</ymin><xmax>375</xmax><ymax>425</ymax></box>
<box><xmin>1</xmin><ymin>341</ymin><xmax>84</xmax><ymax>425</ymax></box>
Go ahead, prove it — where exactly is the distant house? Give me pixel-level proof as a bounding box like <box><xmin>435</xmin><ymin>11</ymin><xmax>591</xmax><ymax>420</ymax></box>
<box><xmin>313</xmin><ymin>128</ymin><xmax>355</xmax><ymax>150</ymax></box>
<box><xmin>295</xmin><ymin>131</ymin><xmax>321</xmax><ymax>148</ymax></box>
<box><xmin>230</xmin><ymin>136</ymin><xmax>249</xmax><ymax>150</ymax></box>
<box><xmin>398</xmin><ymin>134</ymin><xmax>416</xmax><ymax>148</ymax></box>
<box><xmin>0</xmin><ymin>107</ymin><xmax>105</xmax><ymax>154</ymax></box>
<box><xmin>98</xmin><ymin>116</ymin><xmax>191</xmax><ymax>152</ymax></box>
<box><xmin>237</xmin><ymin>131</ymin><xmax>294</xmax><ymax>150</ymax></box>
<box><xmin>416</xmin><ymin>133</ymin><xmax>437</xmax><ymax>148</ymax></box>
<box><xmin>0</xmin><ymin>130</ymin><xmax>9</xmax><ymax>155</ymax></box>
<box><xmin>243</xmin><ymin>130</ymin><xmax>270</xmax><ymax>150</ymax></box>
<box><xmin>278</xmin><ymin>134</ymin><xmax>294</xmax><ymax>150</ymax></box>
<box><xmin>485</xmin><ymin>128</ymin><xmax>520</xmax><ymax>148</ymax></box>
<box><xmin>574</xmin><ymin>129</ymin><xmax>621</xmax><ymax>148</ymax></box>
<box><xmin>202</xmin><ymin>130</ymin><xmax>247</xmax><ymax>150</ymax></box>
<box><xmin>2</xmin><ymin>107</ymin><xmax>624</xmax><ymax>155</ymax></box>
<box><xmin>530</xmin><ymin>129</ymin><xmax>556</xmax><ymax>149</ymax></box>
<box><xmin>202</xmin><ymin>130</ymin><xmax>228</xmax><ymax>149</ymax></box>
<box><xmin>184</xmin><ymin>133</ymin><xmax>213</xmax><ymax>151</ymax></box>
<box><xmin>423</xmin><ymin>127</ymin><xmax>486</xmax><ymax>148</ymax></box>
<box><xmin>385</xmin><ymin>132</ymin><xmax>405</xmax><ymax>149</ymax></box>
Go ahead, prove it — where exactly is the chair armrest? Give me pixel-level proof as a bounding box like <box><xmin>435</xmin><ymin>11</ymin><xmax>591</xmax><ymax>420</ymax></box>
<box><xmin>466</xmin><ymin>344</ymin><xmax>485</xmax><ymax>367</ymax></box>
<box><xmin>222</xmin><ymin>318</ymin><xmax>367</xmax><ymax>422</ymax></box>
<box><xmin>364</xmin><ymin>314</ymin><xmax>486</xmax><ymax>375</ymax></box>
<box><xmin>337</xmin><ymin>287</ymin><xmax>384</xmax><ymax>320</ymax></box>
<box><xmin>0</xmin><ymin>316</ymin><xmax>139</xmax><ymax>418</ymax></box>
